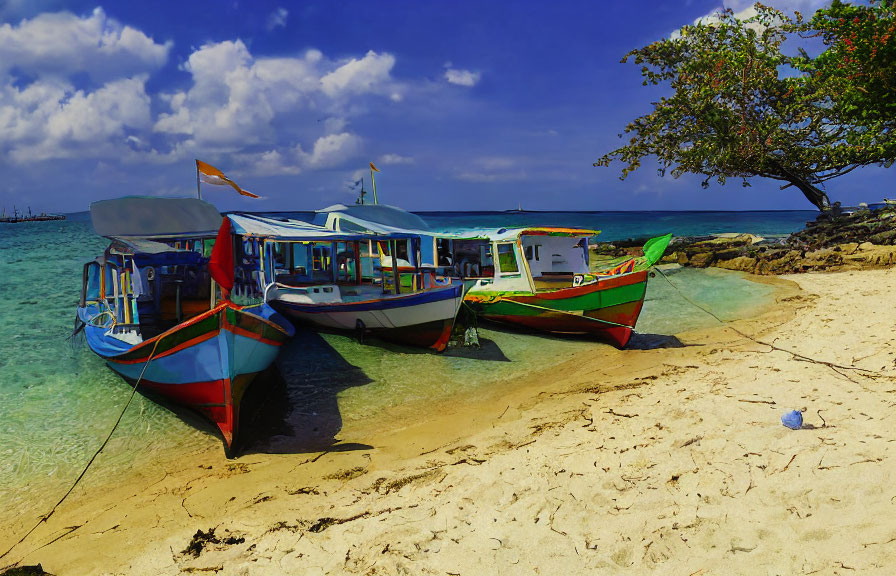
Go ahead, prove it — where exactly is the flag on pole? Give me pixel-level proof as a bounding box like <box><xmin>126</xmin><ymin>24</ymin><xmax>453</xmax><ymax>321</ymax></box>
<box><xmin>196</xmin><ymin>160</ymin><xmax>259</xmax><ymax>198</ymax></box>
<box><xmin>369</xmin><ymin>162</ymin><xmax>380</xmax><ymax>204</ymax></box>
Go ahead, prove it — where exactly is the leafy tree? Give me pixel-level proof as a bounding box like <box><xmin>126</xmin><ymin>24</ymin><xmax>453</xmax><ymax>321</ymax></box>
<box><xmin>596</xmin><ymin>3</ymin><xmax>895</xmax><ymax>211</ymax></box>
<box><xmin>797</xmin><ymin>1</ymin><xmax>896</xmax><ymax>164</ymax></box>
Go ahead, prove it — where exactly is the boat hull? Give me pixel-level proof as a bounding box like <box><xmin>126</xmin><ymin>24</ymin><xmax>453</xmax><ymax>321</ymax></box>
<box><xmin>464</xmin><ymin>270</ymin><xmax>648</xmax><ymax>348</ymax></box>
<box><xmin>272</xmin><ymin>283</ymin><xmax>464</xmax><ymax>351</ymax></box>
<box><xmin>77</xmin><ymin>301</ymin><xmax>294</xmax><ymax>451</ymax></box>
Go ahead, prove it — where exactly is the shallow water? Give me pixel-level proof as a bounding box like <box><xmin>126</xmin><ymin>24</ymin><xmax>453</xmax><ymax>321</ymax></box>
<box><xmin>0</xmin><ymin>212</ymin><xmax>779</xmax><ymax>525</ymax></box>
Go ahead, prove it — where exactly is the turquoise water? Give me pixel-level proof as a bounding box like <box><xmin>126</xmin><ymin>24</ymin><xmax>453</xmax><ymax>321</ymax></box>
<box><xmin>420</xmin><ymin>210</ymin><xmax>817</xmax><ymax>240</ymax></box>
<box><xmin>0</xmin><ymin>211</ymin><xmax>787</xmax><ymax>524</ymax></box>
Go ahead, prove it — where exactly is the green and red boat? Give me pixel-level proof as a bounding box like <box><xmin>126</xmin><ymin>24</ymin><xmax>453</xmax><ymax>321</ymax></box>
<box><xmin>455</xmin><ymin>228</ymin><xmax>671</xmax><ymax>348</ymax></box>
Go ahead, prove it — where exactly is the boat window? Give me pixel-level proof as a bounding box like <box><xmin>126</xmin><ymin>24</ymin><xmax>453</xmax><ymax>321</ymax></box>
<box><xmin>323</xmin><ymin>287</ymin><xmax>334</xmax><ymax>293</ymax></box>
<box><xmin>525</xmin><ymin>245</ymin><xmax>533</xmax><ymax>261</ymax></box>
<box><xmin>335</xmin><ymin>241</ymin><xmax>356</xmax><ymax>283</ymax></box>
<box><xmin>497</xmin><ymin>243</ymin><xmax>519</xmax><ymax>274</ymax></box>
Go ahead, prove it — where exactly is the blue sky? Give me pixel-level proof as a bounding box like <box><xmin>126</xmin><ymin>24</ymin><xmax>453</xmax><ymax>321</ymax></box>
<box><xmin>0</xmin><ymin>0</ymin><xmax>891</xmax><ymax>214</ymax></box>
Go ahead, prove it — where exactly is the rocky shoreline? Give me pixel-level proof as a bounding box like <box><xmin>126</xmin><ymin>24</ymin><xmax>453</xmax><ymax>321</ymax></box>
<box><xmin>594</xmin><ymin>207</ymin><xmax>896</xmax><ymax>274</ymax></box>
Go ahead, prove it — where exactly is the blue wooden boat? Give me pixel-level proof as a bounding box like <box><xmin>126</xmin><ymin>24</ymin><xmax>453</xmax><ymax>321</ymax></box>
<box><xmin>76</xmin><ymin>198</ymin><xmax>294</xmax><ymax>453</ymax></box>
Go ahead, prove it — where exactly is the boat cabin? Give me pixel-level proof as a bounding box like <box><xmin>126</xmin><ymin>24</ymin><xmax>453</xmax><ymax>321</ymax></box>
<box><xmin>80</xmin><ymin>197</ymin><xmax>225</xmax><ymax>341</ymax></box>
<box><xmin>80</xmin><ymin>239</ymin><xmax>215</xmax><ymax>341</ymax></box>
<box><xmin>228</xmin><ymin>214</ymin><xmax>446</xmax><ymax>306</ymax></box>
<box><xmin>313</xmin><ymin>203</ymin><xmax>443</xmax><ymax>269</ymax></box>
<box><xmin>448</xmin><ymin>228</ymin><xmax>596</xmax><ymax>293</ymax></box>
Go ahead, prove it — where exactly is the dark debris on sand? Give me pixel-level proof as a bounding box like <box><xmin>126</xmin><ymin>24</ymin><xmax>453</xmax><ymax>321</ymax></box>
<box><xmin>0</xmin><ymin>565</ymin><xmax>51</xmax><ymax>576</ymax></box>
<box><xmin>182</xmin><ymin>528</ymin><xmax>245</xmax><ymax>558</ymax></box>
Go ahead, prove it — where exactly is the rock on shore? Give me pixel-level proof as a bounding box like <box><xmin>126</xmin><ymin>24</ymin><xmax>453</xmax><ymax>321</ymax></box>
<box><xmin>593</xmin><ymin>207</ymin><xmax>896</xmax><ymax>274</ymax></box>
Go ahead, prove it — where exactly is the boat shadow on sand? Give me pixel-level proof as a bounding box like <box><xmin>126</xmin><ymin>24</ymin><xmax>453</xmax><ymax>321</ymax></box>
<box><xmin>224</xmin><ymin>326</ymin><xmax>684</xmax><ymax>456</ymax></box>
<box><xmin>227</xmin><ymin>329</ymin><xmax>515</xmax><ymax>456</ymax></box>
<box><xmin>236</xmin><ymin>330</ymin><xmax>375</xmax><ymax>456</ymax></box>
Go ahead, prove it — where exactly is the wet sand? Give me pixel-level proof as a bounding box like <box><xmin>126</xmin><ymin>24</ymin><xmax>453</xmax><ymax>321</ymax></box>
<box><xmin>4</xmin><ymin>268</ymin><xmax>896</xmax><ymax>574</ymax></box>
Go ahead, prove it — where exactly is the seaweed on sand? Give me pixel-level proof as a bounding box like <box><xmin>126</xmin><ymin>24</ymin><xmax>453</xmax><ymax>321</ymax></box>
<box><xmin>182</xmin><ymin>528</ymin><xmax>245</xmax><ymax>558</ymax></box>
<box><xmin>0</xmin><ymin>565</ymin><xmax>50</xmax><ymax>576</ymax></box>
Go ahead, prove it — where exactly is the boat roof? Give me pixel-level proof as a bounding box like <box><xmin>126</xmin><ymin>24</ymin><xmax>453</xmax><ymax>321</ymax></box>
<box><xmin>315</xmin><ymin>203</ymin><xmax>432</xmax><ymax>232</ymax></box>
<box><xmin>455</xmin><ymin>226</ymin><xmax>601</xmax><ymax>242</ymax></box>
<box><xmin>227</xmin><ymin>213</ymin><xmax>411</xmax><ymax>241</ymax></box>
<box><xmin>90</xmin><ymin>196</ymin><xmax>222</xmax><ymax>239</ymax></box>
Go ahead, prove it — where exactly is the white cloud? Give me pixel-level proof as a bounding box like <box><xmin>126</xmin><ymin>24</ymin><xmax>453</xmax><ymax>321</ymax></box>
<box><xmin>320</xmin><ymin>50</ymin><xmax>397</xmax><ymax>97</ymax></box>
<box><xmin>0</xmin><ymin>7</ymin><xmax>170</xmax><ymax>82</ymax></box>
<box><xmin>444</xmin><ymin>68</ymin><xmax>480</xmax><ymax>87</ymax></box>
<box><xmin>455</xmin><ymin>156</ymin><xmax>527</xmax><ymax>182</ymax></box>
<box><xmin>379</xmin><ymin>153</ymin><xmax>414</xmax><ymax>165</ymax></box>
<box><xmin>236</xmin><ymin>148</ymin><xmax>302</xmax><ymax>176</ymax></box>
<box><xmin>0</xmin><ymin>76</ymin><xmax>152</xmax><ymax>162</ymax></box>
<box><xmin>0</xmin><ymin>10</ymin><xmax>410</xmax><ymax>174</ymax></box>
<box><xmin>685</xmin><ymin>1</ymin><xmax>830</xmax><ymax>31</ymax></box>
<box><xmin>155</xmin><ymin>41</ymin><xmax>399</xmax><ymax>151</ymax></box>
<box><xmin>266</xmin><ymin>7</ymin><xmax>288</xmax><ymax>30</ymax></box>
<box><xmin>305</xmin><ymin>132</ymin><xmax>362</xmax><ymax>168</ymax></box>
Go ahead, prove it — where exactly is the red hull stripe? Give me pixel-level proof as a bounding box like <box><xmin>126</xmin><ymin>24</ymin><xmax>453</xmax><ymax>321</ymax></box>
<box><xmin>487</xmin><ymin>314</ymin><xmax>633</xmax><ymax>348</ymax></box>
<box><xmin>430</xmin><ymin>320</ymin><xmax>454</xmax><ymax>352</ymax></box>
<box><xmin>114</xmin><ymin>329</ymin><xmax>220</xmax><ymax>365</ymax></box>
<box><xmin>224</xmin><ymin>320</ymin><xmax>286</xmax><ymax>347</ymax></box>
<box><xmin>139</xmin><ymin>377</ymin><xmax>236</xmax><ymax>447</ymax></box>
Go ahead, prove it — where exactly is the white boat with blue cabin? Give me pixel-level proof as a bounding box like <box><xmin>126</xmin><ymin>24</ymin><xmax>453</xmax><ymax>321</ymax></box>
<box><xmin>227</xmin><ymin>213</ymin><xmax>465</xmax><ymax>351</ymax></box>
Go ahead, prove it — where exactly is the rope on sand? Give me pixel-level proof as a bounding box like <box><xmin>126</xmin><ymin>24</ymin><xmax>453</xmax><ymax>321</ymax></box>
<box><xmin>0</xmin><ymin>336</ymin><xmax>164</xmax><ymax>567</ymax></box>
<box><xmin>652</xmin><ymin>266</ymin><xmax>888</xmax><ymax>382</ymax></box>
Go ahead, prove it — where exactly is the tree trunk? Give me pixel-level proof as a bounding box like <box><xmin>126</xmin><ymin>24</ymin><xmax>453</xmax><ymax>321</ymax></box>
<box><xmin>774</xmin><ymin>163</ymin><xmax>831</xmax><ymax>211</ymax></box>
<box><xmin>791</xmin><ymin>179</ymin><xmax>831</xmax><ymax>211</ymax></box>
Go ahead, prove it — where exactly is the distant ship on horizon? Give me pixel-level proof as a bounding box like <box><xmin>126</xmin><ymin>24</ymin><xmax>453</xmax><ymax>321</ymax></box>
<box><xmin>504</xmin><ymin>202</ymin><xmax>532</xmax><ymax>214</ymax></box>
<box><xmin>0</xmin><ymin>206</ymin><xmax>66</xmax><ymax>223</ymax></box>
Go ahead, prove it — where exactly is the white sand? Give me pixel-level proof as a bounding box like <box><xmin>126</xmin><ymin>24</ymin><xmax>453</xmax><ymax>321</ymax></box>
<box><xmin>4</xmin><ymin>269</ymin><xmax>896</xmax><ymax>575</ymax></box>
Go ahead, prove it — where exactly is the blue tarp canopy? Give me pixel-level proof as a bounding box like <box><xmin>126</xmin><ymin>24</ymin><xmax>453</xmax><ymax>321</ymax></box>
<box><xmin>105</xmin><ymin>237</ymin><xmax>204</xmax><ymax>267</ymax></box>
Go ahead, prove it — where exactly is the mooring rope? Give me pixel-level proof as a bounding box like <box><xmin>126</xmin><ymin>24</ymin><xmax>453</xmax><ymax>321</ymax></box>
<box><xmin>0</xmin><ymin>333</ymin><xmax>165</xmax><ymax>566</ymax></box>
<box><xmin>652</xmin><ymin>265</ymin><xmax>883</xmax><ymax>377</ymax></box>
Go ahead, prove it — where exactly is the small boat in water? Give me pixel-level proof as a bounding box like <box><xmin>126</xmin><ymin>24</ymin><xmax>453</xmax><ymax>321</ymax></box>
<box><xmin>456</xmin><ymin>229</ymin><xmax>672</xmax><ymax>348</ymax></box>
<box><xmin>227</xmin><ymin>213</ymin><xmax>465</xmax><ymax>351</ymax></box>
<box><xmin>76</xmin><ymin>197</ymin><xmax>294</xmax><ymax>453</ymax></box>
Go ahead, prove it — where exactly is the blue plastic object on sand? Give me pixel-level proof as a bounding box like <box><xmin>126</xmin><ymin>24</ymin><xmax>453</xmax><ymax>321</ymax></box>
<box><xmin>781</xmin><ymin>410</ymin><xmax>803</xmax><ymax>430</ymax></box>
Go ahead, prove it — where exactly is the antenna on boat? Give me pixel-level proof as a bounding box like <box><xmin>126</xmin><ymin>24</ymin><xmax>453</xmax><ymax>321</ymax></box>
<box><xmin>353</xmin><ymin>178</ymin><xmax>367</xmax><ymax>205</ymax></box>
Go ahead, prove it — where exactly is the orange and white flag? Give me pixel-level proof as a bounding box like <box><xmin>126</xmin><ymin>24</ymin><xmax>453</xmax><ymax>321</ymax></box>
<box><xmin>196</xmin><ymin>160</ymin><xmax>259</xmax><ymax>198</ymax></box>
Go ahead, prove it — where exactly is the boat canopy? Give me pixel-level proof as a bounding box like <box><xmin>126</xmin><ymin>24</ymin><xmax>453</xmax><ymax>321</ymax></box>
<box><xmin>455</xmin><ymin>226</ymin><xmax>601</xmax><ymax>242</ymax></box>
<box><xmin>227</xmin><ymin>213</ymin><xmax>411</xmax><ymax>241</ymax></box>
<box><xmin>90</xmin><ymin>197</ymin><xmax>223</xmax><ymax>239</ymax></box>
<box><xmin>312</xmin><ymin>203</ymin><xmax>447</xmax><ymax>238</ymax></box>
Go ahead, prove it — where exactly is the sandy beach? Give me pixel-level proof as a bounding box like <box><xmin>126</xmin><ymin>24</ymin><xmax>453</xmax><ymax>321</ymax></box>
<box><xmin>5</xmin><ymin>267</ymin><xmax>896</xmax><ymax>575</ymax></box>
